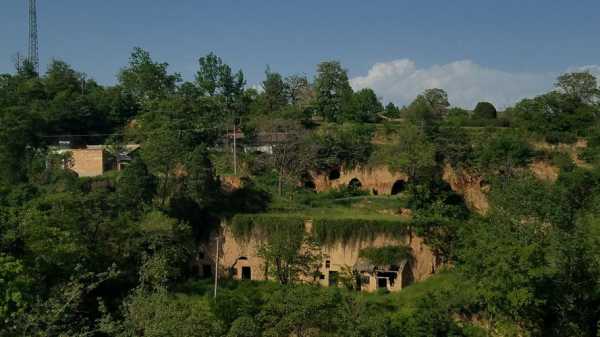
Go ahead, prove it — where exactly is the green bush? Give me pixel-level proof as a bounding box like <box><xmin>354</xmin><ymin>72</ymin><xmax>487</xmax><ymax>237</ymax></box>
<box><xmin>472</xmin><ymin>102</ymin><xmax>497</xmax><ymax>119</ymax></box>
<box><xmin>230</xmin><ymin>214</ymin><xmax>305</xmax><ymax>240</ymax></box>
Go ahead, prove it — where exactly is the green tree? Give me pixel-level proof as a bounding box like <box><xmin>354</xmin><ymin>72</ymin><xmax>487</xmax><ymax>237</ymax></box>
<box><xmin>140</xmin><ymin>125</ymin><xmax>188</xmax><ymax>207</ymax></box>
<box><xmin>0</xmin><ymin>107</ymin><xmax>38</xmax><ymax>184</ymax></box>
<box><xmin>0</xmin><ymin>255</ymin><xmax>32</xmax><ymax>330</ymax></box>
<box><xmin>511</xmin><ymin>89</ymin><xmax>597</xmax><ymax>143</ymax></box>
<box><xmin>258</xmin><ymin>229</ymin><xmax>324</xmax><ymax>285</ymax></box>
<box><xmin>351</xmin><ymin>88</ymin><xmax>383</xmax><ymax>123</ymax></box>
<box><xmin>262</xmin><ymin>67</ymin><xmax>288</xmax><ymax>114</ymax></box>
<box><xmin>384</xmin><ymin>102</ymin><xmax>401</xmax><ymax>118</ymax></box>
<box><xmin>314</xmin><ymin>124</ymin><xmax>374</xmax><ymax>171</ymax></box>
<box><xmin>405</xmin><ymin>89</ymin><xmax>449</xmax><ymax>124</ymax></box>
<box><xmin>181</xmin><ymin>146</ymin><xmax>219</xmax><ymax>208</ymax></box>
<box><xmin>386</xmin><ymin>124</ymin><xmax>436</xmax><ymax>184</ymax></box>
<box><xmin>115</xmin><ymin>289</ymin><xmax>222</xmax><ymax>337</ymax></box>
<box><xmin>457</xmin><ymin>215</ymin><xmax>552</xmax><ymax>333</ymax></box>
<box><xmin>555</xmin><ymin>72</ymin><xmax>599</xmax><ymax>105</ymax></box>
<box><xmin>17</xmin><ymin>267</ymin><xmax>119</xmax><ymax>337</ymax></box>
<box><xmin>475</xmin><ymin>131</ymin><xmax>533</xmax><ymax>182</ymax></box>
<box><xmin>445</xmin><ymin>107</ymin><xmax>470</xmax><ymax>126</ymax></box>
<box><xmin>391</xmin><ymin>291</ymin><xmax>477</xmax><ymax>337</ymax></box>
<box><xmin>117</xmin><ymin>158</ymin><xmax>157</xmax><ymax>210</ymax></box>
<box><xmin>258</xmin><ymin>286</ymin><xmax>344</xmax><ymax>336</ymax></box>
<box><xmin>284</xmin><ymin>74</ymin><xmax>313</xmax><ymax>108</ymax></box>
<box><xmin>422</xmin><ymin>88</ymin><xmax>450</xmax><ymax>117</ymax></box>
<box><xmin>227</xmin><ymin>316</ymin><xmax>261</xmax><ymax>337</ymax></box>
<box><xmin>314</xmin><ymin>61</ymin><xmax>354</xmax><ymax>122</ymax></box>
<box><xmin>472</xmin><ymin>101</ymin><xmax>497</xmax><ymax>119</ymax></box>
<box><xmin>118</xmin><ymin>48</ymin><xmax>181</xmax><ymax>104</ymax></box>
<box><xmin>260</xmin><ymin>120</ymin><xmax>316</xmax><ymax>196</ymax></box>
<box><xmin>196</xmin><ymin>53</ymin><xmax>245</xmax><ymax>99</ymax></box>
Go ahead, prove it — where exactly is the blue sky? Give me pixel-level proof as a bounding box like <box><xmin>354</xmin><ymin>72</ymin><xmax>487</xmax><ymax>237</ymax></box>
<box><xmin>2</xmin><ymin>0</ymin><xmax>600</xmax><ymax>108</ymax></box>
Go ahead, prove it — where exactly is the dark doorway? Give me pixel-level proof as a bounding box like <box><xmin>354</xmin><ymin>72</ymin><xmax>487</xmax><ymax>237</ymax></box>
<box><xmin>377</xmin><ymin>277</ymin><xmax>388</xmax><ymax>289</ymax></box>
<box><xmin>202</xmin><ymin>264</ymin><xmax>212</xmax><ymax>278</ymax></box>
<box><xmin>348</xmin><ymin>178</ymin><xmax>362</xmax><ymax>189</ymax></box>
<box><xmin>329</xmin><ymin>169</ymin><xmax>341</xmax><ymax>180</ymax></box>
<box><xmin>304</xmin><ymin>180</ymin><xmax>316</xmax><ymax>190</ymax></box>
<box><xmin>241</xmin><ymin>266</ymin><xmax>252</xmax><ymax>280</ymax></box>
<box><xmin>391</xmin><ymin>180</ymin><xmax>406</xmax><ymax>195</ymax></box>
<box><xmin>377</xmin><ymin>271</ymin><xmax>398</xmax><ymax>287</ymax></box>
<box><xmin>328</xmin><ymin>271</ymin><xmax>339</xmax><ymax>286</ymax></box>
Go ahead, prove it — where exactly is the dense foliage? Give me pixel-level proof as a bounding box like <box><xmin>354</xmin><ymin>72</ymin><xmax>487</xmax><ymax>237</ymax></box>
<box><xmin>1</xmin><ymin>51</ymin><xmax>600</xmax><ymax>336</ymax></box>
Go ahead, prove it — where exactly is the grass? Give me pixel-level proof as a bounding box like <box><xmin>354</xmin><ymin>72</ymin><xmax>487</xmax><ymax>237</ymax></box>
<box><xmin>271</xmin><ymin>192</ymin><xmax>410</xmax><ymax>218</ymax></box>
<box><xmin>180</xmin><ymin>270</ymin><xmax>464</xmax><ymax>317</ymax></box>
<box><xmin>360</xmin><ymin>271</ymin><xmax>462</xmax><ymax>315</ymax></box>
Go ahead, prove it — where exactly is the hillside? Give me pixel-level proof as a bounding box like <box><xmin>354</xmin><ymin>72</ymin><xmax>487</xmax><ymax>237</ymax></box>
<box><xmin>2</xmin><ymin>52</ymin><xmax>600</xmax><ymax>337</ymax></box>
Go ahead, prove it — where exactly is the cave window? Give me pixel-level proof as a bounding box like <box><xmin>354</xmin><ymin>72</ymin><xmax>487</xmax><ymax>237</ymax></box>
<box><xmin>329</xmin><ymin>271</ymin><xmax>339</xmax><ymax>286</ymax></box>
<box><xmin>325</xmin><ymin>260</ymin><xmax>331</xmax><ymax>268</ymax></box>
<box><xmin>304</xmin><ymin>180</ymin><xmax>316</xmax><ymax>190</ymax></box>
<box><xmin>242</xmin><ymin>266</ymin><xmax>252</xmax><ymax>280</ymax></box>
<box><xmin>348</xmin><ymin>178</ymin><xmax>362</xmax><ymax>190</ymax></box>
<box><xmin>238</xmin><ymin>256</ymin><xmax>248</xmax><ymax>261</ymax></box>
<box><xmin>202</xmin><ymin>264</ymin><xmax>212</xmax><ymax>278</ymax></box>
<box><xmin>372</xmin><ymin>189</ymin><xmax>378</xmax><ymax>195</ymax></box>
<box><xmin>329</xmin><ymin>169</ymin><xmax>341</xmax><ymax>180</ymax></box>
<box><xmin>391</xmin><ymin>180</ymin><xmax>406</xmax><ymax>195</ymax></box>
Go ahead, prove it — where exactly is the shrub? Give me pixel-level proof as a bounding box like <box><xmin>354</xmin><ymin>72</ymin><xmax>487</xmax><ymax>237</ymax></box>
<box><xmin>472</xmin><ymin>102</ymin><xmax>497</xmax><ymax>119</ymax></box>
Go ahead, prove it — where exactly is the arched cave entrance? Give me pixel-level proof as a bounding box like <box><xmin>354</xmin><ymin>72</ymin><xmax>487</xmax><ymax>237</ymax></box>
<box><xmin>304</xmin><ymin>180</ymin><xmax>316</xmax><ymax>191</ymax></box>
<box><xmin>329</xmin><ymin>168</ymin><xmax>341</xmax><ymax>180</ymax></box>
<box><xmin>301</xmin><ymin>172</ymin><xmax>316</xmax><ymax>191</ymax></box>
<box><xmin>348</xmin><ymin>178</ymin><xmax>362</xmax><ymax>190</ymax></box>
<box><xmin>391</xmin><ymin>180</ymin><xmax>406</xmax><ymax>195</ymax></box>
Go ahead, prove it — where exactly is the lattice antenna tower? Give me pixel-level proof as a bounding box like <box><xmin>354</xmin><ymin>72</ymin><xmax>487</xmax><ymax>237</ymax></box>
<box><xmin>27</xmin><ymin>0</ymin><xmax>39</xmax><ymax>73</ymax></box>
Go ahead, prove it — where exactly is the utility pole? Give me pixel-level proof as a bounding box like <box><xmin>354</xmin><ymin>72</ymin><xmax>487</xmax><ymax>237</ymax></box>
<box><xmin>27</xmin><ymin>0</ymin><xmax>39</xmax><ymax>73</ymax></box>
<box><xmin>213</xmin><ymin>235</ymin><xmax>219</xmax><ymax>299</ymax></box>
<box><xmin>232</xmin><ymin>121</ymin><xmax>237</xmax><ymax>176</ymax></box>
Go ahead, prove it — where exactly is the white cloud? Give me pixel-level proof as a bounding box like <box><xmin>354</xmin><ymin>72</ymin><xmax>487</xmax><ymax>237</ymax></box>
<box><xmin>349</xmin><ymin>59</ymin><xmax>597</xmax><ymax>109</ymax></box>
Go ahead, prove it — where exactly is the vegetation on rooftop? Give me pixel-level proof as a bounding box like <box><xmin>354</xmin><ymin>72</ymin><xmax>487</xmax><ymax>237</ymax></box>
<box><xmin>359</xmin><ymin>246</ymin><xmax>413</xmax><ymax>266</ymax></box>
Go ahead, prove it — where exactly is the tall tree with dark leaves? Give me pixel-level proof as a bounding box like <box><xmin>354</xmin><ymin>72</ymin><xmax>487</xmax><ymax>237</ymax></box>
<box><xmin>555</xmin><ymin>72</ymin><xmax>599</xmax><ymax>105</ymax></box>
<box><xmin>314</xmin><ymin>61</ymin><xmax>354</xmax><ymax>122</ymax></box>
<box><xmin>118</xmin><ymin>48</ymin><xmax>181</xmax><ymax>105</ymax></box>
<box><xmin>261</xmin><ymin>67</ymin><xmax>288</xmax><ymax>115</ymax></box>
<box><xmin>351</xmin><ymin>88</ymin><xmax>383</xmax><ymax>123</ymax></box>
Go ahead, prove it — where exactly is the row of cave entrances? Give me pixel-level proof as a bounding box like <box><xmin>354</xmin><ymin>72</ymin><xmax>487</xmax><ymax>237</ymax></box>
<box><xmin>303</xmin><ymin>168</ymin><xmax>407</xmax><ymax>195</ymax></box>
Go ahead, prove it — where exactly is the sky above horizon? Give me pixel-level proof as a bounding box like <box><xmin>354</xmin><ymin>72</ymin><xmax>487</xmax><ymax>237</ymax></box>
<box><xmin>2</xmin><ymin>0</ymin><xmax>600</xmax><ymax>108</ymax></box>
